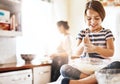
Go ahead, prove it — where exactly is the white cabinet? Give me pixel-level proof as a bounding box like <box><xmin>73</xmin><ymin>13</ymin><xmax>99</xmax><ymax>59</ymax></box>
<box><xmin>33</xmin><ymin>65</ymin><xmax>51</xmax><ymax>84</ymax></box>
<box><xmin>0</xmin><ymin>69</ymin><xmax>32</xmax><ymax>84</ymax></box>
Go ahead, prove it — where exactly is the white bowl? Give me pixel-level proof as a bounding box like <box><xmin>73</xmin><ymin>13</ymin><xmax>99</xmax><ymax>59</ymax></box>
<box><xmin>95</xmin><ymin>69</ymin><xmax>120</xmax><ymax>84</ymax></box>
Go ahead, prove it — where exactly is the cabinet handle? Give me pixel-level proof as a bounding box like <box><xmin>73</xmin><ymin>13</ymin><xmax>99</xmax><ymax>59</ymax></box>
<box><xmin>39</xmin><ymin>71</ymin><xmax>49</xmax><ymax>74</ymax></box>
<box><xmin>12</xmin><ymin>78</ymin><xmax>21</xmax><ymax>81</ymax></box>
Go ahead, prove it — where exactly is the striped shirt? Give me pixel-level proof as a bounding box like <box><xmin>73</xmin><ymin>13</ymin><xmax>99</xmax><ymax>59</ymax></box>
<box><xmin>77</xmin><ymin>28</ymin><xmax>114</xmax><ymax>59</ymax></box>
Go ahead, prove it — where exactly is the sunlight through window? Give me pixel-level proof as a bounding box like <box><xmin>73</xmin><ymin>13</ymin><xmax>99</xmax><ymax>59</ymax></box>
<box><xmin>16</xmin><ymin>0</ymin><xmax>60</xmax><ymax>64</ymax></box>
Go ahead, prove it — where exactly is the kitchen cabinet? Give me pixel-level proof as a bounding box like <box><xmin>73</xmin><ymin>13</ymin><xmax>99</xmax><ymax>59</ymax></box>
<box><xmin>0</xmin><ymin>61</ymin><xmax>51</xmax><ymax>84</ymax></box>
<box><xmin>33</xmin><ymin>65</ymin><xmax>51</xmax><ymax>84</ymax></box>
<box><xmin>0</xmin><ymin>69</ymin><xmax>32</xmax><ymax>84</ymax></box>
<box><xmin>0</xmin><ymin>0</ymin><xmax>22</xmax><ymax>37</ymax></box>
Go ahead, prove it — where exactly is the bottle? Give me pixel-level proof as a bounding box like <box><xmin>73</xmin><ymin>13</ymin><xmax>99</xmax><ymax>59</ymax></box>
<box><xmin>10</xmin><ymin>14</ymin><xmax>16</xmax><ymax>31</ymax></box>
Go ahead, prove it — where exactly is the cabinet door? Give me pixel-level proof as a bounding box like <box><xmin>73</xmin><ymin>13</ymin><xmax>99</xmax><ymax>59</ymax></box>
<box><xmin>33</xmin><ymin>65</ymin><xmax>51</xmax><ymax>84</ymax></box>
<box><xmin>0</xmin><ymin>69</ymin><xmax>32</xmax><ymax>84</ymax></box>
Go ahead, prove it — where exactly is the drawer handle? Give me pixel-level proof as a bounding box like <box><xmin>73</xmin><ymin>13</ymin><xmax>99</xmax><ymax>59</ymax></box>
<box><xmin>12</xmin><ymin>78</ymin><xmax>21</xmax><ymax>81</ymax></box>
<box><xmin>39</xmin><ymin>71</ymin><xmax>49</xmax><ymax>74</ymax></box>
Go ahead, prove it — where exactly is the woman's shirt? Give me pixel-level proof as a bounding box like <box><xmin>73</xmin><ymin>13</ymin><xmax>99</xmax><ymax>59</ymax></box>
<box><xmin>57</xmin><ymin>34</ymin><xmax>73</xmax><ymax>55</ymax></box>
<box><xmin>77</xmin><ymin>28</ymin><xmax>114</xmax><ymax>59</ymax></box>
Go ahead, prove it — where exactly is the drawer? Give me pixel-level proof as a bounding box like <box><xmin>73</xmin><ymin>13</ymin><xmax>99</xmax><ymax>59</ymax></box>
<box><xmin>33</xmin><ymin>65</ymin><xmax>51</xmax><ymax>84</ymax></box>
<box><xmin>33</xmin><ymin>65</ymin><xmax>51</xmax><ymax>73</ymax></box>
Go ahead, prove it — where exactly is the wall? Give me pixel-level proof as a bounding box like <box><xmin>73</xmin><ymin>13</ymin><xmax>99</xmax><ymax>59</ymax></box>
<box><xmin>52</xmin><ymin>0</ymin><xmax>69</xmax><ymax>22</ymax></box>
<box><xmin>68</xmin><ymin>0</ymin><xmax>87</xmax><ymax>42</ymax></box>
<box><xmin>0</xmin><ymin>37</ymin><xmax>16</xmax><ymax>64</ymax></box>
<box><xmin>102</xmin><ymin>7</ymin><xmax>120</xmax><ymax>60</ymax></box>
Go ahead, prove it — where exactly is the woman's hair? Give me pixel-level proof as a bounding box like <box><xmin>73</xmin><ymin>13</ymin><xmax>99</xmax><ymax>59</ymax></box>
<box><xmin>84</xmin><ymin>0</ymin><xmax>105</xmax><ymax>21</ymax></box>
<box><xmin>57</xmin><ymin>21</ymin><xmax>69</xmax><ymax>30</ymax></box>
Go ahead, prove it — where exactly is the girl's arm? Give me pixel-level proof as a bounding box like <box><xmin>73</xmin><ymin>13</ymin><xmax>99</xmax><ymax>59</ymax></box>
<box><xmin>85</xmin><ymin>38</ymin><xmax>114</xmax><ymax>58</ymax></box>
<box><xmin>74</xmin><ymin>39</ymin><xmax>84</xmax><ymax>56</ymax></box>
<box><xmin>75</xmin><ymin>35</ymin><xmax>91</xmax><ymax>56</ymax></box>
<box><xmin>95</xmin><ymin>38</ymin><xmax>114</xmax><ymax>58</ymax></box>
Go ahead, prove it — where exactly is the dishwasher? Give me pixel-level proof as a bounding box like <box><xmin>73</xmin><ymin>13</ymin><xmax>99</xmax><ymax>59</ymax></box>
<box><xmin>0</xmin><ymin>69</ymin><xmax>32</xmax><ymax>84</ymax></box>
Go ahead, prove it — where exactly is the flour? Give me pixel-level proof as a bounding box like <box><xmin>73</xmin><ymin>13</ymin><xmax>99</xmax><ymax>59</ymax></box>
<box><xmin>70</xmin><ymin>58</ymin><xmax>109</xmax><ymax>75</ymax></box>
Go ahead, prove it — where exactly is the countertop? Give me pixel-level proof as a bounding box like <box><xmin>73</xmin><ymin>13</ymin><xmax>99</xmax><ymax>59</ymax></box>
<box><xmin>0</xmin><ymin>62</ymin><xmax>51</xmax><ymax>73</ymax></box>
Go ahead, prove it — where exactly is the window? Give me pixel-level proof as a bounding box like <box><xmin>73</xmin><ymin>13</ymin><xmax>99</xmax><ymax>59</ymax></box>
<box><xmin>16</xmin><ymin>0</ymin><xmax>60</xmax><ymax>64</ymax></box>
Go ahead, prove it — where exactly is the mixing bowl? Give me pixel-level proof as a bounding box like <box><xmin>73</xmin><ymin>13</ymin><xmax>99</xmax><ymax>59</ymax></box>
<box><xmin>95</xmin><ymin>69</ymin><xmax>120</xmax><ymax>84</ymax></box>
<box><xmin>21</xmin><ymin>54</ymin><xmax>35</xmax><ymax>64</ymax></box>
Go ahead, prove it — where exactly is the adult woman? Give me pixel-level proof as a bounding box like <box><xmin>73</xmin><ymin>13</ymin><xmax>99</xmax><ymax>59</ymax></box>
<box><xmin>60</xmin><ymin>1</ymin><xmax>114</xmax><ymax>84</ymax></box>
<box><xmin>50</xmin><ymin>21</ymin><xmax>73</xmax><ymax>82</ymax></box>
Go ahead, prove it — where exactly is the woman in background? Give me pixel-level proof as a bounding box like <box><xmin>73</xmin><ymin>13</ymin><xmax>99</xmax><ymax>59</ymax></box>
<box><xmin>50</xmin><ymin>21</ymin><xmax>73</xmax><ymax>82</ymax></box>
<box><xmin>60</xmin><ymin>1</ymin><xmax>114</xmax><ymax>84</ymax></box>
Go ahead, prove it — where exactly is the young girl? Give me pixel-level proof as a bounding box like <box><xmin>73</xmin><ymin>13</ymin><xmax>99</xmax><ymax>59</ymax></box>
<box><xmin>60</xmin><ymin>1</ymin><xmax>115</xmax><ymax>84</ymax></box>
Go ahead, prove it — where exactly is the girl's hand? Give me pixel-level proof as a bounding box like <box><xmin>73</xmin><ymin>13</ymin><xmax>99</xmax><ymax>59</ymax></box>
<box><xmin>83</xmin><ymin>34</ymin><xmax>91</xmax><ymax>44</ymax></box>
<box><xmin>84</xmin><ymin>43</ymin><xmax>96</xmax><ymax>53</ymax></box>
<box><xmin>83</xmin><ymin>35</ymin><xmax>96</xmax><ymax>53</ymax></box>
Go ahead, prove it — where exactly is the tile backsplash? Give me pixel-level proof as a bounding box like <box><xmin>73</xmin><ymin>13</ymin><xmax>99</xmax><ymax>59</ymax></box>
<box><xmin>0</xmin><ymin>37</ymin><xmax>16</xmax><ymax>64</ymax></box>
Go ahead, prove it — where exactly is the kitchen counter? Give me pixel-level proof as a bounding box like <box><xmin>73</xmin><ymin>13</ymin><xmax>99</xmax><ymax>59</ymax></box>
<box><xmin>0</xmin><ymin>62</ymin><xmax>51</xmax><ymax>73</ymax></box>
<box><xmin>0</xmin><ymin>60</ymin><xmax>52</xmax><ymax>84</ymax></box>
